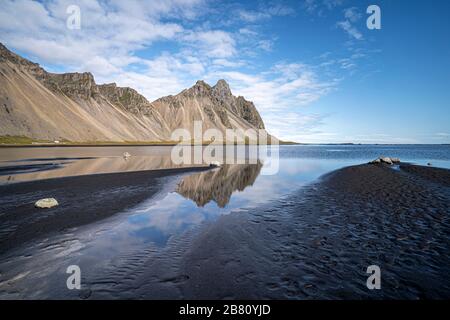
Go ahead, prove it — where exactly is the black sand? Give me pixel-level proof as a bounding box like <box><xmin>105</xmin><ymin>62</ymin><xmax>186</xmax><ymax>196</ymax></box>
<box><xmin>102</xmin><ymin>163</ymin><xmax>450</xmax><ymax>299</ymax></box>
<box><xmin>1</xmin><ymin>163</ymin><xmax>449</xmax><ymax>299</ymax></box>
<box><xmin>0</xmin><ymin>167</ymin><xmax>209</xmax><ymax>253</ymax></box>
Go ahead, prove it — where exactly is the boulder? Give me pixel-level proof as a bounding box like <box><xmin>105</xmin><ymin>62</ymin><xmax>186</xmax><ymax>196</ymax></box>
<box><xmin>369</xmin><ymin>158</ymin><xmax>381</xmax><ymax>164</ymax></box>
<box><xmin>35</xmin><ymin>198</ymin><xmax>59</xmax><ymax>209</ymax></box>
<box><xmin>369</xmin><ymin>157</ymin><xmax>400</xmax><ymax>165</ymax></box>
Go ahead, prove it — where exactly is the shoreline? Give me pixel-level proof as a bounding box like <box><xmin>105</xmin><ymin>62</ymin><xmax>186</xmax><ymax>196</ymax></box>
<box><xmin>1</xmin><ymin>143</ymin><xmax>449</xmax><ymax>148</ymax></box>
<box><xmin>0</xmin><ymin>142</ymin><xmax>291</xmax><ymax>148</ymax></box>
<box><xmin>0</xmin><ymin>162</ymin><xmax>449</xmax><ymax>299</ymax></box>
<box><xmin>0</xmin><ymin>166</ymin><xmax>211</xmax><ymax>253</ymax></box>
<box><xmin>120</xmin><ymin>162</ymin><xmax>450</xmax><ymax>299</ymax></box>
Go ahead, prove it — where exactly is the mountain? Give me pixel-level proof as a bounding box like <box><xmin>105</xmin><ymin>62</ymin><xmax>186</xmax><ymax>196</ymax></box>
<box><xmin>176</xmin><ymin>163</ymin><xmax>262</xmax><ymax>207</ymax></box>
<box><xmin>0</xmin><ymin>43</ymin><xmax>271</xmax><ymax>143</ymax></box>
<box><xmin>152</xmin><ymin>79</ymin><xmax>265</xmax><ymax>135</ymax></box>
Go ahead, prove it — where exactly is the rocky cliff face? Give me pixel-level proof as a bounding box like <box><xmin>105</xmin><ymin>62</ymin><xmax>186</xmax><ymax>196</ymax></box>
<box><xmin>0</xmin><ymin>44</ymin><xmax>99</xmax><ymax>101</ymax></box>
<box><xmin>0</xmin><ymin>43</ymin><xmax>270</xmax><ymax>142</ymax></box>
<box><xmin>98</xmin><ymin>83</ymin><xmax>160</xmax><ymax>117</ymax></box>
<box><xmin>151</xmin><ymin>79</ymin><xmax>266</xmax><ymax>139</ymax></box>
<box><xmin>212</xmin><ymin>79</ymin><xmax>264</xmax><ymax>129</ymax></box>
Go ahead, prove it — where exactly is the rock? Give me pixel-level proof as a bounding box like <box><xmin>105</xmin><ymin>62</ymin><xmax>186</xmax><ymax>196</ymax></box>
<box><xmin>152</xmin><ymin>79</ymin><xmax>266</xmax><ymax>133</ymax></box>
<box><xmin>79</xmin><ymin>289</ymin><xmax>92</xmax><ymax>300</ymax></box>
<box><xmin>123</xmin><ymin>152</ymin><xmax>131</xmax><ymax>158</ymax></box>
<box><xmin>209</xmin><ymin>161</ymin><xmax>222</xmax><ymax>167</ymax></box>
<box><xmin>35</xmin><ymin>198</ymin><xmax>59</xmax><ymax>209</ymax></box>
<box><xmin>369</xmin><ymin>157</ymin><xmax>400</xmax><ymax>165</ymax></box>
<box><xmin>98</xmin><ymin>83</ymin><xmax>155</xmax><ymax>116</ymax></box>
<box><xmin>427</xmin><ymin>162</ymin><xmax>432</xmax><ymax>166</ymax></box>
<box><xmin>369</xmin><ymin>159</ymin><xmax>381</xmax><ymax>164</ymax></box>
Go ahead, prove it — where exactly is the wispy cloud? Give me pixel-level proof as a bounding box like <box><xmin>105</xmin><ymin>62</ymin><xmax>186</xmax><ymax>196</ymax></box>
<box><xmin>263</xmin><ymin>112</ymin><xmax>328</xmax><ymax>142</ymax></box>
<box><xmin>236</xmin><ymin>4</ymin><xmax>295</xmax><ymax>22</ymax></box>
<box><xmin>0</xmin><ymin>0</ymin><xmax>376</xmax><ymax>142</ymax></box>
<box><xmin>206</xmin><ymin>62</ymin><xmax>339</xmax><ymax>112</ymax></box>
<box><xmin>303</xmin><ymin>0</ymin><xmax>344</xmax><ymax>15</ymax></box>
<box><xmin>337</xmin><ymin>7</ymin><xmax>364</xmax><ymax>40</ymax></box>
<box><xmin>303</xmin><ymin>2</ymin><xmax>365</xmax><ymax>40</ymax></box>
<box><xmin>183</xmin><ymin>30</ymin><xmax>236</xmax><ymax>58</ymax></box>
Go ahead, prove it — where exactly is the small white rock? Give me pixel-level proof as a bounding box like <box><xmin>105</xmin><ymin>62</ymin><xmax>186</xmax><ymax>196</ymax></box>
<box><xmin>210</xmin><ymin>161</ymin><xmax>222</xmax><ymax>167</ymax></box>
<box><xmin>123</xmin><ymin>152</ymin><xmax>131</xmax><ymax>158</ymax></box>
<box><xmin>381</xmin><ymin>157</ymin><xmax>393</xmax><ymax>165</ymax></box>
<box><xmin>35</xmin><ymin>198</ymin><xmax>59</xmax><ymax>209</ymax></box>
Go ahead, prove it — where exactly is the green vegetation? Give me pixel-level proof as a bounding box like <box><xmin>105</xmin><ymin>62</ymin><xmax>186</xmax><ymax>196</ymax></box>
<box><xmin>0</xmin><ymin>135</ymin><xmax>298</xmax><ymax>146</ymax></box>
<box><xmin>0</xmin><ymin>135</ymin><xmax>52</xmax><ymax>145</ymax></box>
<box><xmin>119</xmin><ymin>91</ymin><xmax>132</xmax><ymax>105</ymax></box>
<box><xmin>278</xmin><ymin>140</ymin><xmax>300</xmax><ymax>145</ymax></box>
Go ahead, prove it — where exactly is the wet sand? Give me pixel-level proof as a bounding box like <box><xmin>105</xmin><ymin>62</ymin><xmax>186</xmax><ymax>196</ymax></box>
<box><xmin>1</xmin><ymin>163</ymin><xmax>449</xmax><ymax>299</ymax></box>
<box><xmin>0</xmin><ymin>167</ymin><xmax>209</xmax><ymax>253</ymax></box>
<box><xmin>102</xmin><ymin>163</ymin><xmax>450</xmax><ymax>299</ymax></box>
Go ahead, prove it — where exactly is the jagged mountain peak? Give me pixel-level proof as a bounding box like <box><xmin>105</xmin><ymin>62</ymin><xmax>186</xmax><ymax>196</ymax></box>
<box><xmin>0</xmin><ymin>42</ymin><xmax>45</xmax><ymax>75</ymax></box>
<box><xmin>213</xmin><ymin>79</ymin><xmax>231</xmax><ymax>91</ymax></box>
<box><xmin>183</xmin><ymin>79</ymin><xmax>233</xmax><ymax>99</ymax></box>
<box><xmin>183</xmin><ymin>80</ymin><xmax>212</xmax><ymax>96</ymax></box>
<box><xmin>0</xmin><ymin>44</ymin><xmax>271</xmax><ymax>142</ymax></box>
<box><xmin>152</xmin><ymin>78</ymin><xmax>266</xmax><ymax>131</ymax></box>
<box><xmin>195</xmin><ymin>80</ymin><xmax>210</xmax><ymax>87</ymax></box>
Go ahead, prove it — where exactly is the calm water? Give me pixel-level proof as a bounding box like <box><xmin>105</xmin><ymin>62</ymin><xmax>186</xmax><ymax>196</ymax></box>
<box><xmin>0</xmin><ymin>144</ymin><xmax>449</xmax><ymax>298</ymax></box>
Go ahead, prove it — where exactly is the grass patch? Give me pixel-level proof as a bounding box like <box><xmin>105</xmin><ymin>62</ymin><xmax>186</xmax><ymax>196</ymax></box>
<box><xmin>1</xmin><ymin>135</ymin><xmax>297</xmax><ymax>146</ymax></box>
<box><xmin>0</xmin><ymin>135</ymin><xmax>52</xmax><ymax>145</ymax></box>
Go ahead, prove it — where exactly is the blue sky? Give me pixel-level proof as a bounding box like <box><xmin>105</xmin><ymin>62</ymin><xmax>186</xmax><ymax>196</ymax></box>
<box><xmin>0</xmin><ymin>0</ymin><xmax>449</xmax><ymax>143</ymax></box>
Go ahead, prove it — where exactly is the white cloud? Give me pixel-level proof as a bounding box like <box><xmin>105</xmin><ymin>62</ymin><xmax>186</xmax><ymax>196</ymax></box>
<box><xmin>182</xmin><ymin>30</ymin><xmax>236</xmax><ymax>58</ymax></box>
<box><xmin>0</xmin><ymin>0</ymin><xmax>355</xmax><ymax>142</ymax></box>
<box><xmin>303</xmin><ymin>2</ymin><xmax>364</xmax><ymax>41</ymax></box>
<box><xmin>303</xmin><ymin>0</ymin><xmax>343</xmax><ymax>15</ymax></box>
<box><xmin>343</xmin><ymin>7</ymin><xmax>362</xmax><ymax>22</ymax></box>
<box><xmin>337</xmin><ymin>7</ymin><xmax>364</xmax><ymax>40</ymax></box>
<box><xmin>236</xmin><ymin>4</ymin><xmax>294</xmax><ymax>22</ymax></box>
<box><xmin>263</xmin><ymin>112</ymin><xmax>326</xmax><ymax>140</ymax></box>
<box><xmin>202</xmin><ymin>61</ymin><xmax>338</xmax><ymax>140</ymax></box>
<box><xmin>337</xmin><ymin>20</ymin><xmax>363</xmax><ymax>40</ymax></box>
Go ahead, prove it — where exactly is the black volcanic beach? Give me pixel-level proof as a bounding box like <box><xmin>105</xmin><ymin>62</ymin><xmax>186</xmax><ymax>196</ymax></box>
<box><xmin>0</xmin><ymin>153</ymin><xmax>449</xmax><ymax>299</ymax></box>
<box><xmin>0</xmin><ymin>167</ymin><xmax>209</xmax><ymax>253</ymax></box>
<box><xmin>85</xmin><ymin>163</ymin><xmax>450</xmax><ymax>299</ymax></box>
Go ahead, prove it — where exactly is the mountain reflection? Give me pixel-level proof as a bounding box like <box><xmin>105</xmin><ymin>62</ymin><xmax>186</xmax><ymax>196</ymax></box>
<box><xmin>176</xmin><ymin>162</ymin><xmax>262</xmax><ymax>208</ymax></box>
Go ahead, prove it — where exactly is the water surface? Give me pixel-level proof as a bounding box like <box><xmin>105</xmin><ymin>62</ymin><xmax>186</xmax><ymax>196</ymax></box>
<box><xmin>0</xmin><ymin>144</ymin><xmax>449</xmax><ymax>298</ymax></box>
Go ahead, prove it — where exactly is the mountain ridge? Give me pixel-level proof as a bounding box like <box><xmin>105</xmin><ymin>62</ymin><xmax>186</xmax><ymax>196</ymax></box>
<box><xmin>0</xmin><ymin>43</ymin><xmax>271</xmax><ymax>143</ymax></box>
